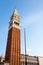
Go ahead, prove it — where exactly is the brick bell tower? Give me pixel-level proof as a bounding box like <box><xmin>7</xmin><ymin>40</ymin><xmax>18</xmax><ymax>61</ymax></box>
<box><xmin>5</xmin><ymin>9</ymin><xmax>20</xmax><ymax>65</ymax></box>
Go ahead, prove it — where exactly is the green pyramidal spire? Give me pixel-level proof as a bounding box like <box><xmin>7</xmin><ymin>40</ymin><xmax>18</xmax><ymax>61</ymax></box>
<box><xmin>13</xmin><ymin>9</ymin><xmax>19</xmax><ymax>16</ymax></box>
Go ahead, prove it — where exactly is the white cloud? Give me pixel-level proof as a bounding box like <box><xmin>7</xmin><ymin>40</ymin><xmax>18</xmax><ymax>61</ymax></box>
<box><xmin>27</xmin><ymin>48</ymin><xmax>32</xmax><ymax>52</ymax></box>
<box><xmin>27</xmin><ymin>48</ymin><xmax>32</xmax><ymax>55</ymax></box>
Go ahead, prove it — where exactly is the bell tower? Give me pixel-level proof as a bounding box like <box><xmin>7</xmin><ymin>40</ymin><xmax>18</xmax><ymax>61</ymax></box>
<box><xmin>5</xmin><ymin>9</ymin><xmax>20</xmax><ymax>65</ymax></box>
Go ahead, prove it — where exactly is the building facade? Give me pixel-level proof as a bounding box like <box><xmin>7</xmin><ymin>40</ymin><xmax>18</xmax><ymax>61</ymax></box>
<box><xmin>21</xmin><ymin>54</ymin><xmax>39</xmax><ymax>65</ymax></box>
<box><xmin>1</xmin><ymin>54</ymin><xmax>43</xmax><ymax>65</ymax></box>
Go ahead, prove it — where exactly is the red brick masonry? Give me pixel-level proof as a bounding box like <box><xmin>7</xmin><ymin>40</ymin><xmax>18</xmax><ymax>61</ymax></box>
<box><xmin>5</xmin><ymin>27</ymin><xmax>20</xmax><ymax>65</ymax></box>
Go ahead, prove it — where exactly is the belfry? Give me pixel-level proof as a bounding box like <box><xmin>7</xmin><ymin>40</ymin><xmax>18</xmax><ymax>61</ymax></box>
<box><xmin>5</xmin><ymin>9</ymin><xmax>20</xmax><ymax>65</ymax></box>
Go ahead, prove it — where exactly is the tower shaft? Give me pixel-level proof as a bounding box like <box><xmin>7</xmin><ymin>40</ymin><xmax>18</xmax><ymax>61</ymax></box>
<box><xmin>5</xmin><ymin>9</ymin><xmax>20</xmax><ymax>65</ymax></box>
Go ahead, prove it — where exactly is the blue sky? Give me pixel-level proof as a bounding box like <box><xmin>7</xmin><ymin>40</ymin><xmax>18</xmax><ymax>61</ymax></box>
<box><xmin>0</xmin><ymin>0</ymin><xmax>43</xmax><ymax>56</ymax></box>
